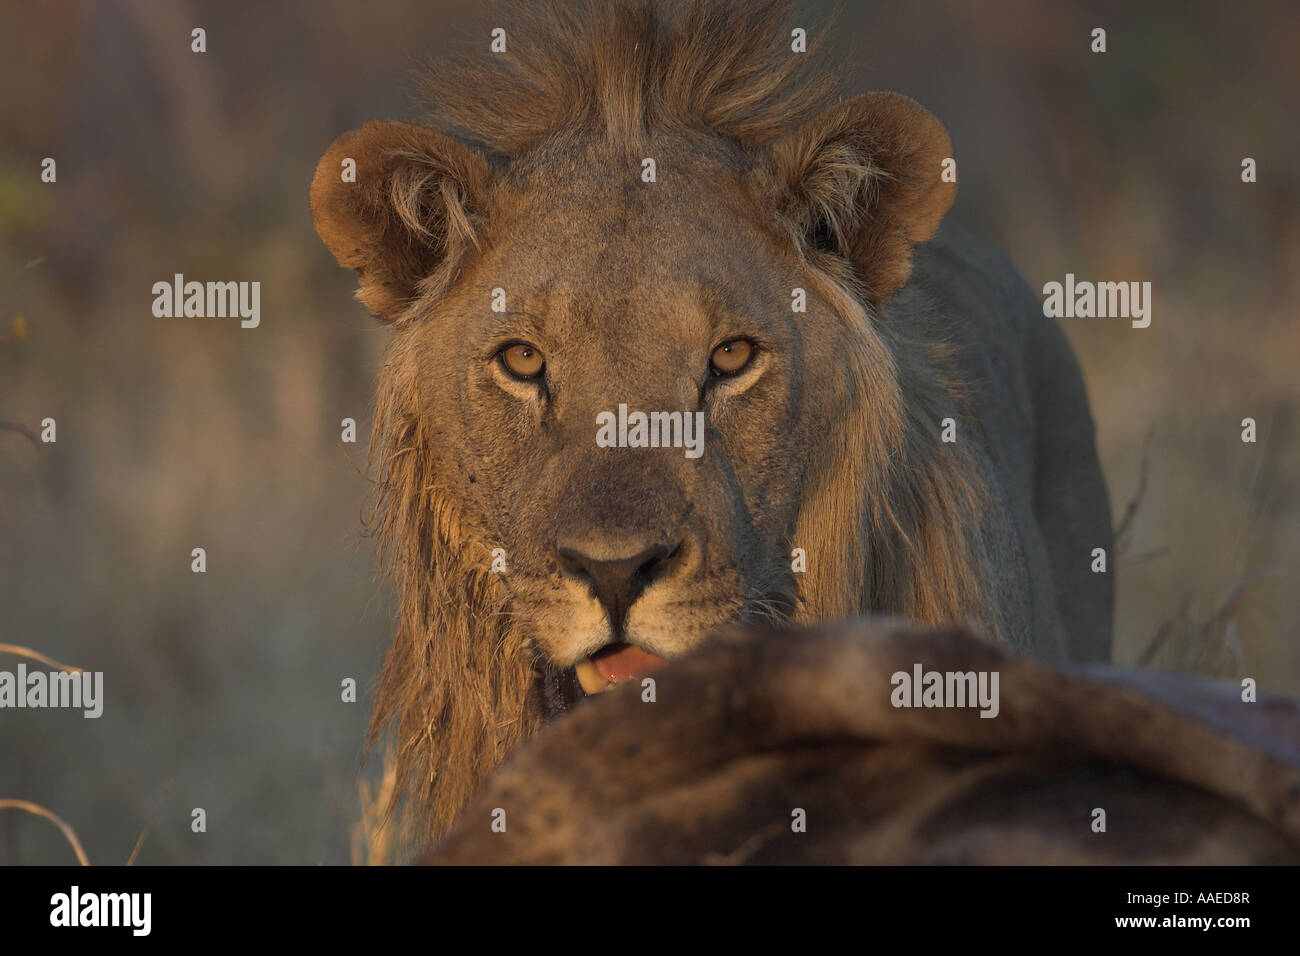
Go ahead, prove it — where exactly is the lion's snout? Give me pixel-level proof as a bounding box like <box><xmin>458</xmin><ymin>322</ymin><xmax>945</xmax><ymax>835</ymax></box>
<box><xmin>556</xmin><ymin>540</ymin><xmax>682</xmax><ymax>637</ymax></box>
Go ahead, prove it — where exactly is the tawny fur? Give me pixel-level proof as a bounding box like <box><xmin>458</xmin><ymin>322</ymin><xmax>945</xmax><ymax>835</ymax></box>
<box><xmin>342</xmin><ymin>0</ymin><xmax>998</xmax><ymax>846</ymax></box>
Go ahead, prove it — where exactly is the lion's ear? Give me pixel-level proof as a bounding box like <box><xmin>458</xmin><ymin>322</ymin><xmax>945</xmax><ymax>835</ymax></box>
<box><xmin>759</xmin><ymin>92</ymin><xmax>955</xmax><ymax>306</ymax></box>
<box><xmin>310</xmin><ymin>121</ymin><xmax>495</xmax><ymax>321</ymax></box>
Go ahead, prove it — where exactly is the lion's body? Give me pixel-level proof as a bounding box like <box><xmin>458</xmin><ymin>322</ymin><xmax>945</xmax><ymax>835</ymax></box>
<box><xmin>898</xmin><ymin>222</ymin><xmax>1113</xmax><ymax>661</ymax></box>
<box><xmin>311</xmin><ymin>0</ymin><xmax>1113</xmax><ymax>845</ymax></box>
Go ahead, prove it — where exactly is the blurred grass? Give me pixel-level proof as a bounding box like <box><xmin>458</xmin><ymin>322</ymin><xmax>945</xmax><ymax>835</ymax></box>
<box><xmin>1</xmin><ymin>0</ymin><xmax>1297</xmax><ymax>863</ymax></box>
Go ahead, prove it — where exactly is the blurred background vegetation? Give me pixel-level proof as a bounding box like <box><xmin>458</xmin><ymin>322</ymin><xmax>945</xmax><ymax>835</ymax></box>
<box><xmin>1</xmin><ymin>0</ymin><xmax>1297</xmax><ymax>864</ymax></box>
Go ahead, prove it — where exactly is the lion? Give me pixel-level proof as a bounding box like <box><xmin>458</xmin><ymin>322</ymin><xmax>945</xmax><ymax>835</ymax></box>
<box><xmin>310</xmin><ymin>0</ymin><xmax>1114</xmax><ymax>844</ymax></box>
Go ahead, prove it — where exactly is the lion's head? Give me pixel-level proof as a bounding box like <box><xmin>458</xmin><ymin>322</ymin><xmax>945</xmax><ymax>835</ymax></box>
<box><xmin>311</xmin><ymin>0</ymin><xmax>993</xmax><ymax>842</ymax></box>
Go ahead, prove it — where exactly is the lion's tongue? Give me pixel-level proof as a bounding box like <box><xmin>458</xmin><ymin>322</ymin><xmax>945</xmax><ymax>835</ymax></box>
<box><xmin>589</xmin><ymin>643</ymin><xmax>667</xmax><ymax>684</ymax></box>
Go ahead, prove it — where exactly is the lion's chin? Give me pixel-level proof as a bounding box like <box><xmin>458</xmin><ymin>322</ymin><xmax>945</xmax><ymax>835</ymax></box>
<box><xmin>574</xmin><ymin>642</ymin><xmax>668</xmax><ymax>695</ymax></box>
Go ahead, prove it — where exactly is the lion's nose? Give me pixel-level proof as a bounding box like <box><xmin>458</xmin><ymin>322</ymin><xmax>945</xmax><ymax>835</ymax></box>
<box><xmin>556</xmin><ymin>542</ymin><xmax>676</xmax><ymax>629</ymax></box>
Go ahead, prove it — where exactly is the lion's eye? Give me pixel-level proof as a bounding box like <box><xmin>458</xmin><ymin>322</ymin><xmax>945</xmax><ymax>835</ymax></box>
<box><xmin>499</xmin><ymin>343</ymin><xmax>545</xmax><ymax>379</ymax></box>
<box><xmin>709</xmin><ymin>339</ymin><xmax>755</xmax><ymax>377</ymax></box>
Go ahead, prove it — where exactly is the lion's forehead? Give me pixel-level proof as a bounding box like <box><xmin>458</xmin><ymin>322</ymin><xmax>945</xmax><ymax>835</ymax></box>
<box><xmin>467</xmin><ymin>202</ymin><xmax>799</xmax><ymax>348</ymax></box>
<box><xmin>490</xmin><ymin>143</ymin><xmax>771</xmax><ymax>267</ymax></box>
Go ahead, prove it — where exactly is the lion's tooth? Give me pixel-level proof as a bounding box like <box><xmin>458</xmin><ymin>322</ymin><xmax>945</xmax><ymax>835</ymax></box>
<box><xmin>576</xmin><ymin>658</ymin><xmax>611</xmax><ymax>695</ymax></box>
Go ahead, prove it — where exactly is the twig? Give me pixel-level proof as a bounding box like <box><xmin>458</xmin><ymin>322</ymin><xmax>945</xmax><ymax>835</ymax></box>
<box><xmin>0</xmin><ymin>421</ymin><xmax>41</xmax><ymax>450</ymax></box>
<box><xmin>1225</xmin><ymin>409</ymin><xmax>1275</xmax><ymax>577</ymax></box>
<box><xmin>1120</xmin><ymin>545</ymin><xmax>1170</xmax><ymax>567</ymax></box>
<box><xmin>1137</xmin><ymin>590</ymin><xmax>1194</xmax><ymax>667</ymax></box>
<box><xmin>1113</xmin><ymin>427</ymin><xmax>1154</xmax><ymax>552</ymax></box>
<box><xmin>0</xmin><ymin>644</ymin><xmax>83</xmax><ymax>674</ymax></box>
<box><xmin>0</xmin><ymin>800</ymin><xmax>90</xmax><ymax>866</ymax></box>
<box><xmin>1189</xmin><ymin>566</ymin><xmax>1284</xmax><ymax>663</ymax></box>
<box><xmin>127</xmin><ymin>779</ymin><xmax>174</xmax><ymax>865</ymax></box>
